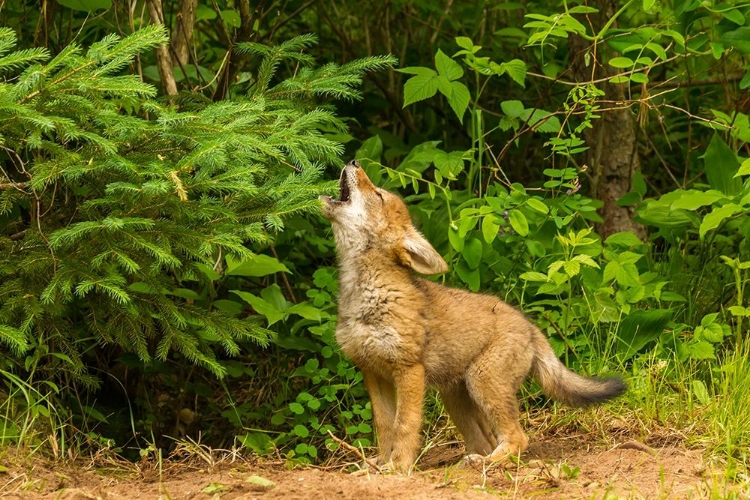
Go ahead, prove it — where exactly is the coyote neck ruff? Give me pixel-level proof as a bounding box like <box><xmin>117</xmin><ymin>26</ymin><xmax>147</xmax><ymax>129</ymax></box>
<box><xmin>320</xmin><ymin>160</ymin><xmax>626</xmax><ymax>473</ymax></box>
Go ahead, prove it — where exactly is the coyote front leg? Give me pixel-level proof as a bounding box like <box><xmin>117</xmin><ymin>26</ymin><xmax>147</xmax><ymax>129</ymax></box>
<box><xmin>362</xmin><ymin>370</ymin><xmax>397</xmax><ymax>465</ymax></box>
<box><xmin>390</xmin><ymin>364</ymin><xmax>425</xmax><ymax>473</ymax></box>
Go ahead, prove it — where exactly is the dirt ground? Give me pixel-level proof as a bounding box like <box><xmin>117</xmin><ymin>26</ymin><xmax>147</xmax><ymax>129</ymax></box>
<box><xmin>1</xmin><ymin>435</ymin><xmax>745</xmax><ymax>499</ymax></box>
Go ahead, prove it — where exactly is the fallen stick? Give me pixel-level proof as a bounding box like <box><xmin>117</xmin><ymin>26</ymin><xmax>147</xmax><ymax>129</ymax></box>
<box><xmin>327</xmin><ymin>430</ymin><xmax>382</xmax><ymax>472</ymax></box>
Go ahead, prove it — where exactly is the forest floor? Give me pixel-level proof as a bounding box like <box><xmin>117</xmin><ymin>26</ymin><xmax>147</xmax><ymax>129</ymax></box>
<box><xmin>2</xmin><ymin>428</ymin><xmax>747</xmax><ymax>500</ymax></box>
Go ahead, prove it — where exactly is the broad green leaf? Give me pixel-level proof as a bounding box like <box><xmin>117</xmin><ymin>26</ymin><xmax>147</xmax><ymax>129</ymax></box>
<box><xmin>508</xmin><ymin>209</ymin><xmax>529</xmax><ymax>236</ymax></box>
<box><xmin>482</xmin><ymin>214</ymin><xmax>499</xmax><ymax>244</ymax></box>
<box><xmin>740</xmin><ymin>71</ymin><xmax>750</xmax><ymax>90</ymax></box>
<box><xmin>670</xmin><ymin>190</ymin><xmax>725</xmax><ymax>210</ymax></box>
<box><xmin>289</xmin><ymin>402</ymin><xmax>305</xmax><ymax>414</ymax></box>
<box><xmin>699</xmin><ymin>203</ymin><xmax>742</xmax><ymax>238</ymax></box>
<box><xmin>642</xmin><ymin>0</ymin><xmax>655</xmax><ymax>9</ymax></box>
<box><xmin>461</xmin><ymin>237</ymin><xmax>483</xmax><ymax>269</ymax></box>
<box><xmin>720</xmin><ymin>27</ymin><xmax>750</xmax><ymax>54</ymax></box>
<box><xmin>722</xmin><ymin>9</ymin><xmax>745</xmax><ymax>26</ymax></box>
<box><xmin>455</xmin><ymin>36</ymin><xmax>474</xmax><ymax>50</ymax></box>
<box><xmin>501</xmin><ymin>100</ymin><xmax>525</xmax><ymax>118</ymax></box>
<box><xmin>231</xmin><ymin>290</ymin><xmax>285</xmax><ymax>326</ymax></box>
<box><xmin>288</xmin><ymin>302</ymin><xmax>328</xmax><ymax>321</ymax></box>
<box><xmin>448</xmin><ymin>81</ymin><xmax>470</xmax><ymax>123</ymax></box>
<box><xmin>702</xmin><ymin>134</ymin><xmax>741</xmax><ymax>195</ymax></box>
<box><xmin>735</xmin><ymin>158</ymin><xmax>750</xmax><ymax>177</ymax></box>
<box><xmin>526</xmin><ymin>197</ymin><xmax>549</xmax><ymax>214</ymax></box>
<box><xmin>501</xmin><ymin>59</ymin><xmax>526</xmax><ymax>87</ymax></box>
<box><xmin>403</xmin><ymin>74</ymin><xmax>439</xmax><ymax>107</ymax></box>
<box><xmin>293</xmin><ymin>425</ymin><xmax>309</xmax><ymax>438</ymax></box>
<box><xmin>692</xmin><ymin>380</ymin><xmax>710</xmax><ymax>405</ymax></box>
<box><xmin>455</xmin><ymin>260</ymin><xmax>480</xmax><ymax>291</ymax></box>
<box><xmin>226</xmin><ymin>253</ymin><xmax>290</xmax><ymax>277</ymax></box>
<box><xmin>433</xmin><ymin>150</ymin><xmax>465</xmax><ymax>179</ymax></box>
<box><xmin>616</xmin><ymin>309</ymin><xmax>673</xmax><ymax>361</ymax></box>
<box><xmin>435</xmin><ymin>49</ymin><xmax>463</xmax><ymax>80</ymax></box>
<box><xmin>605</xmin><ymin>232</ymin><xmax>644</xmax><ymax>248</ymax></box>
<box><xmin>609</xmin><ymin>57</ymin><xmax>634</xmax><ymax>68</ymax></box>
<box><xmin>687</xmin><ymin>340</ymin><xmax>715</xmax><ymax>360</ymax></box>
<box><xmin>520</xmin><ymin>271</ymin><xmax>549</xmax><ymax>282</ymax></box>
<box><xmin>448</xmin><ymin>227</ymin><xmax>464</xmax><ymax>252</ymax></box>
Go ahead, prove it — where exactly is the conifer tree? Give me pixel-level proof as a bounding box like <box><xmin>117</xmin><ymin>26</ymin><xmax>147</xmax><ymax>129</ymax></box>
<box><xmin>0</xmin><ymin>27</ymin><xmax>395</xmax><ymax>382</ymax></box>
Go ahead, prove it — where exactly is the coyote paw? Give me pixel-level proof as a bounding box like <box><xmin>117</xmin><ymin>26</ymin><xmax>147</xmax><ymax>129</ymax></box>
<box><xmin>460</xmin><ymin>453</ymin><xmax>487</xmax><ymax>470</ymax></box>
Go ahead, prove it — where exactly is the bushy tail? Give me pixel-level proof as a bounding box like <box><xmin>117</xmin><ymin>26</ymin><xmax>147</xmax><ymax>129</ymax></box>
<box><xmin>531</xmin><ymin>327</ymin><xmax>626</xmax><ymax>407</ymax></box>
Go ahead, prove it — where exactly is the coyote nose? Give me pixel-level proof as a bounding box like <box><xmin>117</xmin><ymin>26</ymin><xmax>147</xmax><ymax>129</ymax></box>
<box><xmin>346</xmin><ymin>160</ymin><xmax>360</xmax><ymax>169</ymax></box>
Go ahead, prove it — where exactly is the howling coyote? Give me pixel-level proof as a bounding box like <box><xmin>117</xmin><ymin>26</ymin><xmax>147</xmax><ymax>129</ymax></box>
<box><xmin>320</xmin><ymin>160</ymin><xmax>626</xmax><ymax>472</ymax></box>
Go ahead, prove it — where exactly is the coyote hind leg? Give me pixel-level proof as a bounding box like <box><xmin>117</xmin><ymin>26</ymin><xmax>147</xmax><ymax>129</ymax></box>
<box><xmin>464</xmin><ymin>347</ymin><xmax>532</xmax><ymax>461</ymax></box>
<box><xmin>441</xmin><ymin>382</ymin><xmax>496</xmax><ymax>456</ymax></box>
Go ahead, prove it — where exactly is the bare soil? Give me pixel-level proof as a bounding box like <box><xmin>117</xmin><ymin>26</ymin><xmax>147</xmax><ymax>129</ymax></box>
<box><xmin>3</xmin><ymin>432</ymin><xmax>743</xmax><ymax>500</ymax></box>
<box><xmin>0</xmin><ymin>424</ymin><xmax>750</xmax><ymax>500</ymax></box>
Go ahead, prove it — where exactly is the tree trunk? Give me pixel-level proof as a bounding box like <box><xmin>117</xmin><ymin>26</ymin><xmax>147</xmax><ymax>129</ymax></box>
<box><xmin>146</xmin><ymin>0</ymin><xmax>178</xmax><ymax>96</ymax></box>
<box><xmin>569</xmin><ymin>1</ymin><xmax>646</xmax><ymax>240</ymax></box>
<box><xmin>171</xmin><ymin>0</ymin><xmax>197</xmax><ymax>66</ymax></box>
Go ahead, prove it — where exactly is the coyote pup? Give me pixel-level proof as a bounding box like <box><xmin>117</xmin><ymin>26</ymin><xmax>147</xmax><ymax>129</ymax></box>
<box><xmin>320</xmin><ymin>160</ymin><xmax>626</xmax><ymax>473</ymax></box>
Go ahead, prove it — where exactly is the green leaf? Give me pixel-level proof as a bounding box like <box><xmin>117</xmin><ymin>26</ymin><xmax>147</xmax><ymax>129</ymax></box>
<box><xmin>722</xmin><ymin>9</ymin><xmax>745</xmax><ymax>26</ymax></box>
<box><xmin>702</xmin><ymin>134</ymin><xmax>741</xmax><ymax>195</ymax></box>
<box><xmin>735</xmin><ymin>158</ymin><xmax>750</xmax><ymax>177</ymax></box>
<box><xmin>293</xmin><ymin>425</ymin><xmax>309</xmax><ymax>438</ymax></box>
<box><xmin>692</xmin><ymin>380</ymin><xmax>710</xmax><ymax>405</ymax></box>
<box><xmin>520</xmin><ymin>271</ymin><xmax>549</xmax><ymax>282</ymax></box>
<box><xmin>455</xmin><ymin>36</ymin><xmax>474</xmax><ymax>51</ymax></box>
<box><xmin>501</xmin><ymin>100</ymin><xmax>525</xmax><ymax>118</ymax></box>
<box><xmin>720</xmin><ymin>27</ymin><xmax>750</xmax><ymax>54</ymax></box>
<box><xmin>226</xmin><ymin>253</ymin><xmax>290</xmax><ymax>277</ymax></box>
<box><xmin>289</xmin><ymin>402</ymin><xmax>305</xmax><ymax>414</ymax></box>
<box><xmin>605</xmin><ymin>232</ymin><xmax>644</xmax><ymax>248</ymax></box>
<box><xmin>526</xmin><ymin>198</ymin><xmax>548</xmax><ymax>214</ymax></box>
<box><xmin>448</xmin><ymin>227</ymin><xmax>464</xmax><ymax>252</ymax></box>
<box><xmin>508</xmin><ymin>209</ymin><xmax>529</xmax><ymax>236</ymax></box>
<box><xmin>616</xmin><ymin>309</ymin><xmax>673</xmax><ymax>361</ymax></box>
<box><xmin>699</xmin><ymin>203</ymin><xmax>742</xmax><ymax>238</ymax></box>
<box><xmin>670</xmin><ymin>191</ymin><xmax>725</xmax><ymax>210</ymax></box>
<box><xmin>455</xmin><ymin>260</ymin><xmax>480</xmax><ymax>291</ymax></box>
<box><xmin>609</xmin><ymin>57</ymin><xmax>634</xmax><ymax>68</ymax></box>
<box><xmin>288</xmin><ymin>303</ymin><xmax>328</xmax><ymax>321</ymax></box>
<box><xmin>687</xmin><ymin>340</ymin><xmax>715</xmax><ymax>360</ymax></box>
<box><xmin>435</xmin><ymin>49</ymin><xmax>463</xmax><ymax>81</ymax></box>
<box><xmin>461</xmin><ymin>237</ymin><xmax>483</xmax><ymax>270</ymax></box>
<box><xmin>448</xmin><ymin>81</ymin><xmax>470</xmax><ymax>123</ymax></box>
<box><xmin>642</xmin><ymin>0</ymin><xmax>655</xmax><ymax>10</ymax></box>
<box><xmin>433</xmin><ymin>150</ymin><xmax>465</xmax><ymax>179</ymax></box>
<box><xmin>501</xmin><ymin>59</ymin><xmax>526</xmax><ymax>87</ymax></box>
<box><xmin>231</xmin><ymin>291</ymin><xmax>285</xmax><ymax>326</ymax></box>
<box><xmin>740</xmin><ymin>71</ymin><xmax>750</xmax><ymax>90</ymax></box>
<box><xmin>403</xmin><ymin>73</ymin><xmax>439</xmax><ymax>107</ymax></box>
<box><xmin>482</xmin><ymin>214</ymin><xmax>499</xmax><ymax>244</ymax></box>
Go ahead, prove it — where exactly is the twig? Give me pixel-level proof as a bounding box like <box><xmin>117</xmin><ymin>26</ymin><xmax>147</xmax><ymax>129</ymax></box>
<box><xmin>327</xmin><ymin>430</ymin><xmax>381</xmax><ymax>472</ymax></box>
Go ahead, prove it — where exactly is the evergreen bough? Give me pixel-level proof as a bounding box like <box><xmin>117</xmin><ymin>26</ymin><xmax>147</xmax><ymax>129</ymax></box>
<box><xmin>0</xmin><ymin>27</ymin><xmax>395</xmax><ymax>381</ymax></box>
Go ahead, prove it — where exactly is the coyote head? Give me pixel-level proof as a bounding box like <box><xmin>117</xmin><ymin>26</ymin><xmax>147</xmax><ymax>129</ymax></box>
<box><xmin>320</xmin><ymin>160</ymin><xmax>448</xmax><ymax>275</ymax></box>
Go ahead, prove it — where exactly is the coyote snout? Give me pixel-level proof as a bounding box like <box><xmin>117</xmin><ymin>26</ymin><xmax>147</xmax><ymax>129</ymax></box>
<box><xmin>320</xmin><ymin>160</ymin><xmax>626</xmax><ymax>473</ymax></box>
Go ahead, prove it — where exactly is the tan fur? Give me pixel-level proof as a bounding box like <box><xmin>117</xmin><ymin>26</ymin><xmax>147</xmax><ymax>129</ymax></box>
<box><xmin>320</xmin><ymin>160</ymin><xmax>626</xmax><ymax>473</ymax></box>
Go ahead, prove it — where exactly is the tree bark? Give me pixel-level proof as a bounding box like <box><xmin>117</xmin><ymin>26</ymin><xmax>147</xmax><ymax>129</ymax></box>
<box><xmin>146</xmin><ymin>0</ymin><xmax>179</xmax><ymax>96</ymax></box>
<box><xmin>568</xmin><ymin>1</ymin><xmax>646</xmax><ymax>240</ymax></box>
<box><xmin>171</xmin><ymin>0</ymin><xmax>197</xmax><ymax>66</ymax></box>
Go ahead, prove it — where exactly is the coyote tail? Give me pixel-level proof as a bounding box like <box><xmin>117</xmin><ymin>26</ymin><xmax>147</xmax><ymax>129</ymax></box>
<box><xmin>531</xmin><ymin>327</ymin><xmax>626</xmax><ymax>407</ymax></box>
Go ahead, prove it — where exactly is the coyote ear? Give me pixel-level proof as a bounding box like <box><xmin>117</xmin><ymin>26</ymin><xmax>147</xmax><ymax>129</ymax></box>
<box><xmin>401</xmin><ymin>231</ymin><xmax>448</xmax><ymax>275</ymax></box>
